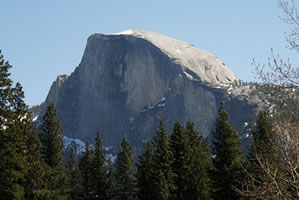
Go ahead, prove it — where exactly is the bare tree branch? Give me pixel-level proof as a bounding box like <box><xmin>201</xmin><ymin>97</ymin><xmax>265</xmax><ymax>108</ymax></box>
<box><xmin>254</xmin><ymin>0</ymin><xmax>299</xmax><ymax>86</ymax></box>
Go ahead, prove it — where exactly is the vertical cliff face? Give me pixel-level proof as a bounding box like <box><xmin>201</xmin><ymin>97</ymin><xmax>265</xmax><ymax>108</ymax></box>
<box><xmin>40</xmin><ymin>30</ymin><xmax>257</xmax><ymax>149</ymax></box>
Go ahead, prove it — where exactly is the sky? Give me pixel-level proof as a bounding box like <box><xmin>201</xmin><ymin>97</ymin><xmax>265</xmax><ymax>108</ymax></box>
<box><xmin>0</xmin><ymin>0</ymin><xmax>296</xmax><ymax>106</ymax></box>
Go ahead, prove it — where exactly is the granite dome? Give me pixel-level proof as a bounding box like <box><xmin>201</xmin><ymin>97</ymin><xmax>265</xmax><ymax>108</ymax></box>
<box><xmin>109</xmin><ymin>29</ymin><xmax>238</xmax><ymax>85</ymax></box>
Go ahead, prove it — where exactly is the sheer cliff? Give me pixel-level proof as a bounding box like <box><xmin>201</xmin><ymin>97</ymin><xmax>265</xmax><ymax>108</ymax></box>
<box><xmin>39</xmin><ymin>30</ymin><xmax>258</xmax><ymax>149</ymax></box>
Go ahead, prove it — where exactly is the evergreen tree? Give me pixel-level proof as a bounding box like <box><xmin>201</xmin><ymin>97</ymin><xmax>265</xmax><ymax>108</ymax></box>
<box><xmin>91</xmin><ymin>132</ymin><xmax>115</xmax><ymax>200</ymax></box>
<box><xmin>151</xmin><ymin>121</ymin><xmax>174</xmax><ymax>200</ymax></box>
<box><xmin>169</xmin><ymin>121</ymin><xmax>187</xmax><ymax>200</ymax></box>
<box><xmin>40</xmin><ymin>103</ymin><xmax>64</xmax><ymax>167</ymax></box>
<box><xmin>0</xmin><ymin>50</ymin><xmax>12</xmax><ymax>116</ymax></box>
<box><xmin>245</xmin><ymin>112</ymin><xmax>287</xmax><ymax>199</ymax></box>
<box><xmin>79</xmin><ymin>141</ymin><xmax>94</xmax><ymax>200</ymax></box>
<box><xmin>0</xmin><ymin>51</ymin><xmax>44</xmax><ymax>200</ymax></box>
<box><xmin>66</xmin><ymin>148</ymin><xmax>83</xmax><ymax>200</ymax></box>
<box><xmin>115</xmin><ymin>137</ymin><xmax>137</xmax><ymax>200</ymax></box>
<box><xmin>169</xmin><ymin>120</ymin><xmax>212</xmax><ymax>200</ymax></box>
<box><xmin>106</xmin><ymin>159</ymin><xmax>116</xmax><ymax>200</ymax></box>
<box><xmin>137</xmin><ymin>142</ymin><xmax>155</xmax><ymax>200</ymax></box>
<box><xmin>13</xmin><ymin>84</ymin><xmax>44</xmax><ymax>200</ymax></box>
<box><xmin>185</xmin><ymin>120</ymin><xmax>213</xmax><ymax>200</ymax></box>
<box><xmin>212</xmin><ymin>102</ymin><xmax>244</xmax><ymax>200</ymax></box>
<box><xmin>0</xmin><ymin>52</ymin><xmax>28</xmax><ymax>199</ymax></box>
<box><xmin>24</xmin><ymin>123</ymin><xmax>44</xmax><ymax>200</ymax></box>
<box><xmin>39</xmin><ymin>103</ymin><xmax>67</xmax><ymax>200</ymax></box>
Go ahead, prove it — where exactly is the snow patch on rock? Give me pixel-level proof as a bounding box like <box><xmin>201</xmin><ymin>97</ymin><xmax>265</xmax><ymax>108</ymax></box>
<box><xmin>114</xmin><ymin>29</ymin><xmax>134</xmax><ymax>35</ymax></box>
<box><xmin>63</xmin><ymin>136</ymin><xmax>86</xmax><ymax>155</ymax></box>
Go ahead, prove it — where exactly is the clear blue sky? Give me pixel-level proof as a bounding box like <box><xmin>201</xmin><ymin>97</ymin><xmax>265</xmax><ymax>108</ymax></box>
<box><xmin>0</xmin><ymin>0</ymin><xmax>295</xmax><ymax>106</ymax></box>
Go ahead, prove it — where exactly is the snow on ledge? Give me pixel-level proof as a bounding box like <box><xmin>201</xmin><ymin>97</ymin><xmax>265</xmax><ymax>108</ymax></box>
<box><xmin>114</xmin><ymin>29</ymin><xmax>134</xmax><ymax>35</ymax></box>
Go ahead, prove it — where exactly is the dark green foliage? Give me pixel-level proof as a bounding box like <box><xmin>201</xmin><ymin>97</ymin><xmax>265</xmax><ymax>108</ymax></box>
<box><xmin>0</xmin><ymin>51</ymin><xmax>44</xmax><ymax>200</ymax></box>
<box><xmin>115</xmin><ymin>137</ymin><xmax>138</xmax><ymax>200</ymax></box>
<box><xmin>169</xmin><ymin>120</ymin><xmax>213</xmax><ymax>200</ymax></box>
<box><xmin>0</xmin><ymin>52</ymin><xmax>43</xmax><ymax>200</ymax></box>
<box><xmin>0</xmin><ymin>50</ymin><xmax>13</xmax><ymax>113</ymax></box>
<box><xmin>137</xmin><ymin>142</ymin><xmax>155</xmax><ymax>200</ymax></box>
<box><xmin>21</xmin><ymin>107</ymin><xmax>44</xmax><ymax>199</ymax></box>
<box><xmin>246</xmin><ymin>112</ymin><xmax>287</xmax><ymax>199</ymax></box>
<box><xmin>0</xmin><ymin>51</ymin><xmax>26</xmax><ymax>199</ymax></box>
<box><xmin>0</xmin><ymin>92</ymin><xmax>28</xmax><ymax>199</ymax></box>
<box><xmin>39</xmin><ymin>103</ymin><xmax>67</xmax><ymax>200</ymax></box>
<box><xmin>66</xmin><ymin>149</ymin><xmax>83</xmax><ymax>200</ymax></box>
<box><xmin>79</xmin><ymin>141</ymin><xmax>94</xmax><ymax>200</ymax></box>
<box><xmin>40</xmin><ymin>103</ymin><xmax>64</xmax><ymax>167</ymax></box>
<box><xmin>169</xmin><ymin>121</ymin><xmax>188</xmax><ymax>200</ymax></box>
<box><xmin>156</xmin><ymin>169</ymin><xmax>169</xmax><ymax>200</ymax></box>
<box><xmin>248</xmin><ymin>112</ymin><xmax>281</xmax><ymax>169</ymax></box>
<box><xmin>91</xmin><ymin>132</ymin><xmax>115</xmax><ymax>200</ymax></box>
<box><xmin>212</xmin><ymin>102</ymin><xmax>244</xmax><ymax>200</ymax></box>
<box><xmin>91</xmin><ymin>132</ymin><xmax>107</xmax><ymax>199</ymax></box>
<box><xmin>184</xmin><ymin>120</ymin><xmax>213</xmax><ymax>200</ymax></box>
<box><xmin>106</xmin><ymin>159</ymin><xmax>116</xmax><ymax>200</ymax></box>
<box><xmin>151</xmin><ymin>121</ymin><xmax>175</xmax><ymax>200</ymax></box>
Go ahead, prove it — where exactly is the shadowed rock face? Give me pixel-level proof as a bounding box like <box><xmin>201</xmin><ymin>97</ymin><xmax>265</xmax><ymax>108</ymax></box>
<box><xmin>40</xmin><ymin>30</ymin><xmax>257</xmax><ymax>150</ymax></box>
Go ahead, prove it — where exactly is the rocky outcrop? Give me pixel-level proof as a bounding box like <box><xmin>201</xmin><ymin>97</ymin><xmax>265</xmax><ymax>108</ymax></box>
<box><xmin>40</xmin><ymin>30</ymin><xmax>258</xmax><ymax>150</ymax></box>
<box><xmin>42</xmin><ymin>75</ymin><xmax>69</xmax><ymax>106</ymax></box>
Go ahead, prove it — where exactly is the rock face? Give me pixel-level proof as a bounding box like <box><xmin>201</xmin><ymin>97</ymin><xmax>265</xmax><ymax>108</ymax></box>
<box><xmin>40</xmin><ymin>30</ymin><xmax>258</xmax><ymax>150</ymax></box>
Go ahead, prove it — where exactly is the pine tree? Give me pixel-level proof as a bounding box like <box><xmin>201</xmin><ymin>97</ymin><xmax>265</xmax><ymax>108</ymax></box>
<box><xmin>245</xmin><ymin>112</ymin><xmax>287</xmax><ymax>199</ymax></box>
<box><xmin>169</xmin><ymin>120</ymin><xmax>213</xmax><ymax>200</ymax></box>
<box><xmin>0</xmin><ymin>51</ymin><xmax>44</xmax><ymax>200</ymax></box>
<box><xmin>115</xmin><ymin>137</ymin><xmax>137</xmax><ymax>200</ymax></box>
<box><xmin>39</xmin><ymin>103</ymin><xmax>67</xmax><ymax>200</ymax></box>
<box><xmin>151</xmin><ymin>121</ymin><xmax>174</xmax><ymax>200</ymax></box>
<box><xmin>91</xmin><ymin>132</ymin><xmax>115</xmax><ymax>200</ymax></box>
<box><xmin>40</xmin><ymin>103</ymin><xmax>64</xmax><ymax>167</ymax></box>
<box><xmin>24</xmin><ymin>124</ymin><xmax>44</xmax><ymax>200</ymax></box>
<box><xmin>169</xmin><ymin>121</ymin><xmax>187</xmax><ymax>200</ymax></box>
<box><xmin>156</xmin><ymin>169</ymin><xmax>169</xmax><ymax>200</ymax></box>
<box><xmin>66</xmin><ymin>148</ymin><xmax>83</xmax><ymax>200</ymax></box>
<box><xmin>106</xmin><ymin>159</ymin><xmax>116</xmax><ymax>200</ymax></box>
<box><xmin>184</xmin><ymin>120</ymin><xmax>213</xmax><ymax>200</ymax></box>
<box><xmin>137</xmin><ymin>142</ymin><xmax>155</xmax><ymax>200</ymax></box>
<box><xmin>212</xmin><ymin>102</ymin><xmax>244</xmax><ymax>200</ymax></box>
<box><xmin>13</xmin><ymin>84</ymin><xmax>44</xmax><ymax>200</ymax></box>
<box><xmin>0</xmin><ymin>50</ymin><xmax>12</xmax><ymax>116</ymax></box>
<box><xmin>0</xmin><ymin>52</ymin><xmax>28</xmax><ymax>199</ymax></box>
<box><xmin>79</xmin><ymin>141</ymin><xmax>94</xmax><ymax>200</ymax></box>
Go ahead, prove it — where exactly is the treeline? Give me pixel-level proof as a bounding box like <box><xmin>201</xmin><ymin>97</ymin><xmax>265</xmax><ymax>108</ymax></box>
<box><xmin>1</xmin><ymin>51</ymin><xmax>297</xmax><ymax>200</ymax></box>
